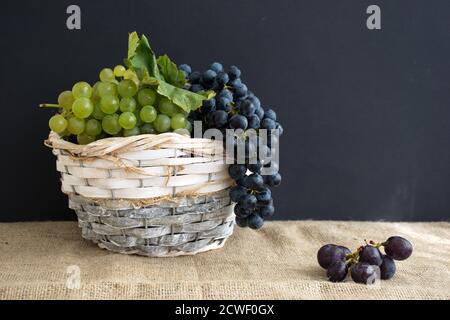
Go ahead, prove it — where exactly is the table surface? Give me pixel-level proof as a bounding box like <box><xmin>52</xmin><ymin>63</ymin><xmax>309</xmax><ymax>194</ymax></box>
<box><xmin>0</xmin><ymin>220</ymin><xmax>449</xmax><ymax>300</ymax></box>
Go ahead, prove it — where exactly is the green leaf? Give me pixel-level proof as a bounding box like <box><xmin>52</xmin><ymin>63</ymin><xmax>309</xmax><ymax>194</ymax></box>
<box><xmin>157</xmin><ymin>81</ymin><xmax>206</xmax><ymax>112</ymax></box>
<box><xmin>157</xmin><ymin>54</ymin><xmax>187</xmax><ymax>88</ymax></box>
<box><xmin>127</xmin><ymin>31</ymin><xmax>140</xmax><ymax>59</ymax></box>
<box><xmin>127</xmin><ymin>32</ymin><xmax>162</xmax><ymax>80</ymax></box>
<box><xmin>197</xmin><ymin>90</ymin><xmax>217</xmax><ymax>100</ymax></box>
<box><xmin>126</xmin><ymin>32</ymin><xmax>206</xmax><ymax>113</ymax></box>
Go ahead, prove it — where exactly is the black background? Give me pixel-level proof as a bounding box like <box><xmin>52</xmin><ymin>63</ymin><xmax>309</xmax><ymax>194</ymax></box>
<box><xmin>1</xmin><ymin>0</ymin><xmax>449</xmax><ymax>221</ymax></box>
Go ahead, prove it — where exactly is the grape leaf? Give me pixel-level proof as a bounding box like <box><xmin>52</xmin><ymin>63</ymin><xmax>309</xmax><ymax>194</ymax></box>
<box><xmin>127</xmin><ymin>31</ymin><xmax>140</xmax><ymax>60</ymax></box>
<box><xmin>157</xmin><ymin>81</ymin><xmax>205</xmax><ymax>112</ymax></box>
<box><xmin>141</xmin><ymin>75</ymin><xmax>205</xmax><ymax>112</ymax></box>
<box><xmin>197</xmin><ymin>90</ymin><xmax>217</xmax><ymax>100</ymax></box>
<box><xmin>127</xmin><ymin>32</ymin><xmax>206</xmax><ymax>112</ymax></box>
<box><xmin>126</xmin><ymin>32</ymin><xmax>162</xmax><ymax>80</ymax></box>
<box><xmin>157</xmin><ymin>54</ymin><xmax>186</xmax><ymax>88</ymax></box>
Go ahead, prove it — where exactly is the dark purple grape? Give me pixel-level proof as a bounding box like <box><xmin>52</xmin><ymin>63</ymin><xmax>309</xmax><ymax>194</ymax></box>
<box><xmin>202</xmin><ymin>69</ymin><xmax>217</xmax><ymax>84</ymax></box>
<box><xmin>228</xmin><ymin>65</ymin><xmax>241</xmax><ymax>80</ymax></box>
<box><xmin>263</xmin><ymin>109</ymin><xmax>277</xmax><ymax>121</ymax></box>
<box><xmin>241</xmin><ymin>100</ymin><xmax>256</xmax><ymax>116</ymax></box>
<box><xmin>202</xmin><ymin>98</ymin><xmax>216</xmax><ymax>111</ymax></box>
<box><xmin>243</xmin><ymin>173</ymin><xmax>264</xmax><ymax>189</ymax></box>
<box><xmin>247</xmin><ymin>214</ymin><xmax>264</xmax><ymax>230</ymax></box>
<box><xmin>327</xmin><ymin>261</ymin><xmax>348</xmax><ymax>282</ymax></box>
<box><xmin>247</xmin><ymin>114</ymin><xmax>260</xmax><ymax>129</ymax></box>
<box><xmin>212</xmin><ymin>110</ymin><xmax>228</xmax><ymax>127</ymax></box>
<box><xmin>229</xmin><ymin>114</ymin><xmax>248</xmax><ymax>130</ymax></box>
<box><xmin>179</xmin><ymin>64</ymin><xmax>191</xmax><ymax>75</ymax></box>
<box><xmin>209</xmin><ymin>62</ymin><xmax>223</xmax><ymax>73</ymax></box>
<box><xmin>234</xmin><ymin>204</ymin><xmax>252</xmax><ymax>218</ymax></box>
<box><xmin>380</xmin><ymin>255</ymin><xmax>396</xmax><ymax>280</ymax></box>
<box><xmin>188</xmin><ymin>71</ymin><xmax>201</xmax><ymax>84</ymax></box>
<box><xmin>338</xmin><ymin>245</ymin><xmax>352</xmax><ymax>257</ymax></box>
<box><xmin>239</xmin><ymin>194</ymin><xmax>257</xmax><ymax>209</ymax></box>
<box><xmin>259</xmin><ymin>205</ymin><xmax>274</xmax><ymax>219</ymax></box>
<box><xmin>218</xmin><ymin>89</ymin><xmax>233</xmax><ymax>101</ymax></box>
<box><xmin>234</xmin><ymin>84</ymin><xmax>248</xmax><ymax>98</ymax></box>
<box><xmin>261</xmin><ymin>118</ymin><xmax>276</xmax><ymax>130</ymax></box>
<box><xmin>235</xmin><ymin>216</ymin><xmax>248</xmax><ymax>227</ymax></box>
<box><xmin>217</xmin><ymin>96</ymin><xmax>231</xmax><ymax>110</ymax></box>
<box><xmin>255</xmin><ymin>106</ymin><xmax>265</xmax><ymax>120</ymax></box>
<box><xmin>248</xmin><ymin>96</ymin><xmax>261</xmax><ymax>109</ymax></box>
<box><xmin>317</xmin><ymin>244</ymin><xmax>349</xmax><ymax>269</ymax></box>
<box><xmin>384</xmin><ymin>236</ymin><xmax>413</xmax><ymax>261</ymax></box>
<box><xmin>359</xmin><ymin>245</ymin><xmax>383</xmax><ymax>266</ymax></box>
<box><xmin>228</xmin><ymin>164</ymin><xmax>246</xmax><ymax>180</ymax></box>
<box><xmin>216</xmin><ymin>72</ymin><xmax>229</xmax><ymax>86</ymax></box>
<box><xmin>265</xmin><ymin>173</ymin><xmax>281</xmax><ymax>187</ymax></box>
<box><xmin>351</xmin><ymin>262</ymin><xmax>379</xmax><ymax>284</ymax></box>
<box><xmin>229</xmin><ymin>185</ymin><xmax>247</xmax><ymax>203</ymax></box>
<box><xmin>256</xmin><ymin>187</ymin><xmax>272</xmax><ymax>205</ymax></box>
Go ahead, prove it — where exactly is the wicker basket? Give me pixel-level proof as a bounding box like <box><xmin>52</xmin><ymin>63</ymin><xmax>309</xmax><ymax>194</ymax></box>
<box><xmin>45</xmin><ymin>131</ymin><xmax>235</xmax><ymax>257</ymax></box>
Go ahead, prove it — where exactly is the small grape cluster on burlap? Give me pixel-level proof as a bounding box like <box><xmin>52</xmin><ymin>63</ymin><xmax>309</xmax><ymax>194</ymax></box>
<box><xmin>317</xmin><ymin>236</ymin><xmax>413</xmax><ymax>284</ymax></box>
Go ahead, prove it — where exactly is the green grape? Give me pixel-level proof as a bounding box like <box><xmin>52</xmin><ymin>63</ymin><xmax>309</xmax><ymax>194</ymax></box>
<box><xmin>72</xmin><ymin>81</ymin><xmax>92</xmax><ymax>98</ymax></box>
<box><xmin>99</xmin><ymin>68</ymin><xmax>115</xmax><ymax>82</ymax></box>
<box><xmin>67</xmin><ymin>117</ymin><xmax>85</xmax><ymax>135</ymax></box>
<box><xmin>185</xmin><ymin>119</ymin><xmax>192</xmax><ymax>132</ymax></box>
<box><xmin>171</xmin><ymin>113</ymin><xmax>186</xmax><ymax>130</ymax></box>
<box><xmin>140</xmin><ymin>123</ymin><xmax>156</xmax><ymax>134</ymax></box>
<box><xmin>123</xmin><ymin>127</ymin><xmax>141</xmax><ymax>137</ymax></box>
<box><xmin>100</xmin><ymin>95</ymin><xmax>120</xmax><ymax>114</ymax></box>
<box><xmin>97</xmin><ymin>82</ymin><xmax>117</xmax><ymax>97</ymax></box>
<box><xmin>91</xmin><ymin>82</ymin><xmax>101</xmax><ymax>101</ymax></box>
<box><xmin>49</xmin><ymin>114</ymin><xmax>68</xmax><ymax>133</ymax></box>
<box><xmin>92</xmin><ymin>102</ymin><xmax>106</xmax><ymax>120</ymax></box>
<box><xmin>72</xmin><ymin>97</ymin><xmax>94</xmax><ymax>119</ymax></box>
<box><xmin>154</xmin><ymin>114</ymin><xmax>171</xmax><ymax>133</ymax></box>
<box><xmin>119</xmin><ymin>97</ymin><xmax>137</xmax><ymax>112</ymax></box>
<box><xmin>77</xmin><ymin>132</ymin><xmax>96</xmax><ymax>145</ymax></box>
<box><xmin>117</xmin><ymin>79</ymin><xmax>138</xmax><ymax>98</ymax></box>
<box><xmin>102</xmin><ymin>114</ymin><xmax>121</xmax><ymax>135</ymax></box>
<box><xmin>173</xmin><ymin>128</ymin><xmax>190</xmax><ymax>136</ymax></box>
<box><xmin>113</xmin><ymin>65</ymin><xmax>126</xmax><ymax>77</ymax></box>
<box><xmin>137</xmin><ymin>88</ymin><xmax>157</xmax><ymax>106</ymax></box>
<box><xmin>140</xmin><ymin>105</ymin><xmax>157</xmax><ymax>123</ymax></box>
<box><xmin>57</xmin><ymin>91</ymin><xmax>74</xmax><ymax>110</ymax></box>
<box><xmin>85</xmin><ymin>119</ymin><xmax>102</xmax><ymax>136</ymax></box>
<box><xmin>118</xmin><ymin>112</ymin><xmax>137</xmax><ymax>129</ymax></box>
<box><xmin>158</xmin><ymin>97</ymin><xmax>179</xmax><ymax>116</ymax></box>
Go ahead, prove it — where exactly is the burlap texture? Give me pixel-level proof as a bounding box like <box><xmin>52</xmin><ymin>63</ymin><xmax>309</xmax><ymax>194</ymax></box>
<box><xmin>0</xmin><ymin>221</ymin><xmax>448</xmax><ymax>300</ymax></box>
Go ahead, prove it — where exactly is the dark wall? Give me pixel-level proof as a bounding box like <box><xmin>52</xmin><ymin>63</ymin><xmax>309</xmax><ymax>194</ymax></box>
<box><xmin>1</xmin><ymin>0</ymin><xmax>449</xmax><ymax>221</ymax></box>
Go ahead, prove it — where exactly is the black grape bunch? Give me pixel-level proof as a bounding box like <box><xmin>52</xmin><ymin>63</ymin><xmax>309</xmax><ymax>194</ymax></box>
<box><xmin>317</xmin><ymin>236</ymin><xmax>413</xmax><ymax>283</ymax></box>
<box><xmin>179</xmin><ymin>62</ymin><xmax>283</xmax><ymax>230</ymax></box>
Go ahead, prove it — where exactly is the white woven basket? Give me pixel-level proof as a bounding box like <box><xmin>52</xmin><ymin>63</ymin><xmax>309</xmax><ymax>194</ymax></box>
<box><xmin>45</xmin><ymin>132</ymin><xmax>235</xmax><ymax>257</ymax></box>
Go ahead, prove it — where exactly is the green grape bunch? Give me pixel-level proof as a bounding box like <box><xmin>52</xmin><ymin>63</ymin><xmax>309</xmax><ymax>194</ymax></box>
<box><xmin>42</xmin><ymin>66</ymin><xmax>192</xmax><ymax>145</ymax></box>
<box><xmin>41</xmin><ymin>32</ymin><xmax>208</xmax><ymax>145</ymax></box>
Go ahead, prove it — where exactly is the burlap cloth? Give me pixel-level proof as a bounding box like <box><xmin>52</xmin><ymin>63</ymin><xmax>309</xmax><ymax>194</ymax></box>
<box><xmin>0</xmin><ymin>221</ymin><xmax>448</xmax><ymax>300</ymax></box>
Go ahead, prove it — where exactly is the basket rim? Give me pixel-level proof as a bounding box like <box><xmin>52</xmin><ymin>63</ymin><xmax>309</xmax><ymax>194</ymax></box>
<box><xmin>45</xmin><ymin>131</ymin><xmax>223</xmax><ymax>158</ymax></box>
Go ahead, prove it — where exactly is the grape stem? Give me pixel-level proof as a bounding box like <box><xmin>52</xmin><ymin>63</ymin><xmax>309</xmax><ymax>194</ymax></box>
<box><xmin>40</xmin><ymin>103</ymin><xmax>61</xmax><ymax>108</ymax></box>
<box><xmin>345</xmin><ymin>250</ymin><xmax>360</xmax><ymax>266</ymax></box>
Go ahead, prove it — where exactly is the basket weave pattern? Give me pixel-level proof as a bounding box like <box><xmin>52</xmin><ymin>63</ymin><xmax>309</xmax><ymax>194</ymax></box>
<box><xmin>46</xmin><ymin>132</ymin><xmax>235</xmax><ymax>257</ymax></box>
